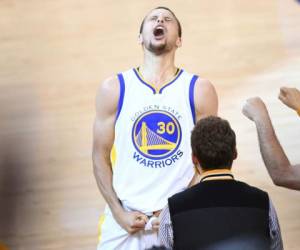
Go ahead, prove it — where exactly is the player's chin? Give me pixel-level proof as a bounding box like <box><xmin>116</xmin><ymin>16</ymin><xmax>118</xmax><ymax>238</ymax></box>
<box><xmin>149</xmin><ymin>41</ymin><xmax>167</xmax><ymax>51</ymax></box>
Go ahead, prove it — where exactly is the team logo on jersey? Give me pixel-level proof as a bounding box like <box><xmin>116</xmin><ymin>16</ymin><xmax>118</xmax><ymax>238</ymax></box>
<box><xmin>132</xmin><ymin>110</ymin><xmax>182</xmax><ymax>160</ymax></box>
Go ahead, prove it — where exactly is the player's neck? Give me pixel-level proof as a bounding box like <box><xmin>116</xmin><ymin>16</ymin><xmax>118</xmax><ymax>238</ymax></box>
<box><xmin>140</xmin><ymin>51</ymin><xmax>177</xmax><ymax>86</ymax></box>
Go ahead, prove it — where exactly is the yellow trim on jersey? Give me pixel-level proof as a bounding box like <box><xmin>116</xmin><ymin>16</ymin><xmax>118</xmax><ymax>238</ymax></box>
<box><xmin>200</xmin><ymin>169</ymin><xmax>233</xmax><ymax>182</ymax></box>
<box><xmin>110</xmin><ymin>144</ymin><xmax>117</xmax><ymax>169</ymax></box>
<box><xmin>135</xmin><ymin>67</ymin><xmax>180</xmax><ymax>94</ymax></box>
<box><xmin>297</xmin><ymin>109</ymin><xmax>300</xmax><ymax>117</ymax></box>
<box><xmin>98</xmin><ymin>214</ymin><xmax>106</xmax><ymax>243</ymax></box>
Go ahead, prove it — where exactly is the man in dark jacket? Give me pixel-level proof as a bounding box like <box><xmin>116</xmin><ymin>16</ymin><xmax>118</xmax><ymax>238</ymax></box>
<box><xmin>159</xmin><ymin>116</ymin><xmax>283</xmax><ymax>250</ymax></box>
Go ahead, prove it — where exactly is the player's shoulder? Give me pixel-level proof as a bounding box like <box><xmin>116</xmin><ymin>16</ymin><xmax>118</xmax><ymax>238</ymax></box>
<box><xmin>98</xmin><ymin>68</ymin><xmax>133</xmax><ymax>93</ymax></box>
<box><xmin>192</xmin><ymin>76</ymin><xmax>216</xmax><ymax>97</ymax></box>
<box><xmin>195</xmin><ymin>77</ymin><xmax>214</xmax><ymax>88</ymax></box>
<box><xmin>95</xmin><ymin>75</ymin><xmax>120</xmax><ymax>113</ymax></box>
<box><xmin>98</xmin><ymin>75</ymin><xmax>119</xmax><ymax>94</ymax></box>
<box><xmin>183</xmin><ymin>69</ymin><xmax>213</xmax><ymax>87</ymax></box>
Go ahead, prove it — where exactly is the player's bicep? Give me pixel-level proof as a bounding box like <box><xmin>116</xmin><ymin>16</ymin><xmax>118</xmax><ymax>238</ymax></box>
<box><xmin>93</xmin><ymin>115</ymin><xmax>115</xmax><ymax>165</ymax></box>
<box><xmin>92</xmin><ymin>76</ymin><xmax>119</xmax><ymax>166</ymax></box>
<box><xmin>194</xmin><ymin>78</ymin><xmax>218</xmax><ymax>121</ymax></box>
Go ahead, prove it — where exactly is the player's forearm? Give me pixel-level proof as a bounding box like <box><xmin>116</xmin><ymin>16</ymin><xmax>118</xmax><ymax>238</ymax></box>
<box><xmin>283</xmin><ymin>165</ymin><xmax>300</xmax><ymax>190</ymax></box>
<box><xmin>254</xmin><ymin>115</ymin><xmax>291</xmax><ymax>185</ymax></box>
<box><xmin>93</xmin><ymin>155</ymin><xmax>124</xmax><ymax>215</ymax></box>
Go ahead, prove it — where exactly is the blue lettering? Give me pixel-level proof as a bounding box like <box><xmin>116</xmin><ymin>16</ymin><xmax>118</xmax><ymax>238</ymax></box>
<box><xmin>133</xmin><ymin>152</ymin><xmax>143</xmax><ymax>162</ymax></box>
<box><xmin>155</xmin><ymin>161</ymin><xmax>162</xmax><ymax>168</ymax></box>
<box><xmin>133</xmin><ymin>150</ymin><xmax>184</xmax><ymax>168</ymax></box>
<box><xmin>177</xmin><ymin>150</ymin><xmax>183</xmax><ymax>158</ymax></box>
<box><xmin>140</xmin><ymin>159</ymin><xmax>147</xmax><ymax>166</ymax></box>
<box><xmin>165</xmin><ymin>159</ymin><xmax>172</xmax><ymax>166</ymax></box>
<box><xmin>171</xmin><ymin>154</ymin><xmax>178</xmax><ymax>162</ymax></box>
<box><xmin>147</xmin><ymin>160</ymin><xmax>154</xmax><ymax>168</ymax></box>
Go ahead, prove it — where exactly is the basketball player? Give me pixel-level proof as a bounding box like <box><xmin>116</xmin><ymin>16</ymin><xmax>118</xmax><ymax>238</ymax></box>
<box><xmin>93</xmin><ymin>6</ymin><xmax>218</xmax><ymax>249</ymax></box>
<box><xmin>242</xmin><ymin>87</ymin><xmax>300</xmax><ymax>190</ymax></box>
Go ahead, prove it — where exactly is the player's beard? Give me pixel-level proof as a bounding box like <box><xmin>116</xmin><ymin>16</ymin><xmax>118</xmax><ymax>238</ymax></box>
<box><xmin>148</xmin><ymin>41</ymin><xmax>168</xmax><ymax>55</ymax></box>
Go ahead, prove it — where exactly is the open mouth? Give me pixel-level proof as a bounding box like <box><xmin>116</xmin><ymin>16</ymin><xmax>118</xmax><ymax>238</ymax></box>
<box><xmin>153</xmin><ymin>27</ymin><xmax>165</xmax><ymax>37</ymax></box>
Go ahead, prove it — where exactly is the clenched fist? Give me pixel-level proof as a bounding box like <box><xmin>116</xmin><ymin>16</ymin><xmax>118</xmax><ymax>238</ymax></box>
<box><xmin>242</xmin><ymin>97</ymin><xmax>269</xmax><ymax>122</ymax></box>
<box><xmin>278</xmin><ymin>87</ymin><xmax>300</xmax><ymax>113</ymax></box>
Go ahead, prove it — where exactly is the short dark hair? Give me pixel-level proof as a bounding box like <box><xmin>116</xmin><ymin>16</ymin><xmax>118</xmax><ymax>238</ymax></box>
<box><xmin>191</xmin><ymin>116</ymin><xmax>236</xmax><ymax>170</ymax></box>
<box><xmin>139</xmin><ymin>6</ymin><xmax>182</xmax><ymax>37</ymax></box>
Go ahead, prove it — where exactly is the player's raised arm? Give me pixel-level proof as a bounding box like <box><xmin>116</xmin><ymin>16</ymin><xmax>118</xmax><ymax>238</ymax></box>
<box><xmin>278</xmin><ymin>87</ymin><xmax>300</xmax><ymax>115</ymax></box>
<box><xmin>242</xmin><ymin>97</ymin><xmax>300</xmax><ymax>190</ymax></box>
<box><xmin>194</xmin><ymin>78</ymin><xmax>218</xmax><ymax>121</ymax></box>
<box><xmin>93</xmin><ymin>76</ymin><xmax>148</xmax><ymax>233</ymax></box>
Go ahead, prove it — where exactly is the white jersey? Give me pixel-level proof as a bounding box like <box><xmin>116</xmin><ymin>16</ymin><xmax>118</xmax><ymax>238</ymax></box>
<box><xmin>112</xmin><ymin>68</ymin><xmax>198</xmax><ymax>213</ymax></box>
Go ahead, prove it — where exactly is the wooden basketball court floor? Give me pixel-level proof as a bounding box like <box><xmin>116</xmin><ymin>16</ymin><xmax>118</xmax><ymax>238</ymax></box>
<box><xmin>0</xmin><ymin>0</ymin><xmax>299</xmax><ymax>249</ymax></box>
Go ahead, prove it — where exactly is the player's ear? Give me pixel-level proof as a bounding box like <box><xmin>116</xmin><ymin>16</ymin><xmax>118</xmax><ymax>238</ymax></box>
<box><xmin>176</xmin><ymin>37</ymin><xmax>182</xmax><ymax>48</ymax></box>
<box><xmin>233</xmin><ymin>147</ymin><xmax>238</xmax><ymax>160</ymax></box>
<box><xmin>192</xmin><ymin>153</ymin><xmax>202</xmax><ymax>175</ymax></box>
<box><xmin>138</xmin><ymin>33</ymin><xmax>143</xmax><ymax>44</ymax></box>
<box><xmin>192</xmin><ymin>153</ymin><xmax>199</xmax><ymax>165</ymax></box>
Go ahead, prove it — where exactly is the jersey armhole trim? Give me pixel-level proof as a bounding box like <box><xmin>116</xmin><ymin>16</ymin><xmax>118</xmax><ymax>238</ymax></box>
<box><xmin>115</xmin><ymin>73</ymin><xmax>125</xmax><ymax>123</ymax></box>
<box><xmin>189</xmin><ymin>75</ymin><xmax>199</xmax><ymax>124</ymax></box>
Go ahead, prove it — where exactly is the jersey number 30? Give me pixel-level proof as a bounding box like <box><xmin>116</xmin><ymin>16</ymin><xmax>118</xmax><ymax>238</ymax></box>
<box><xmin>157</xmin><ymin>122</ymin><xmax>175</xmax><ymax>135</ymax></box>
